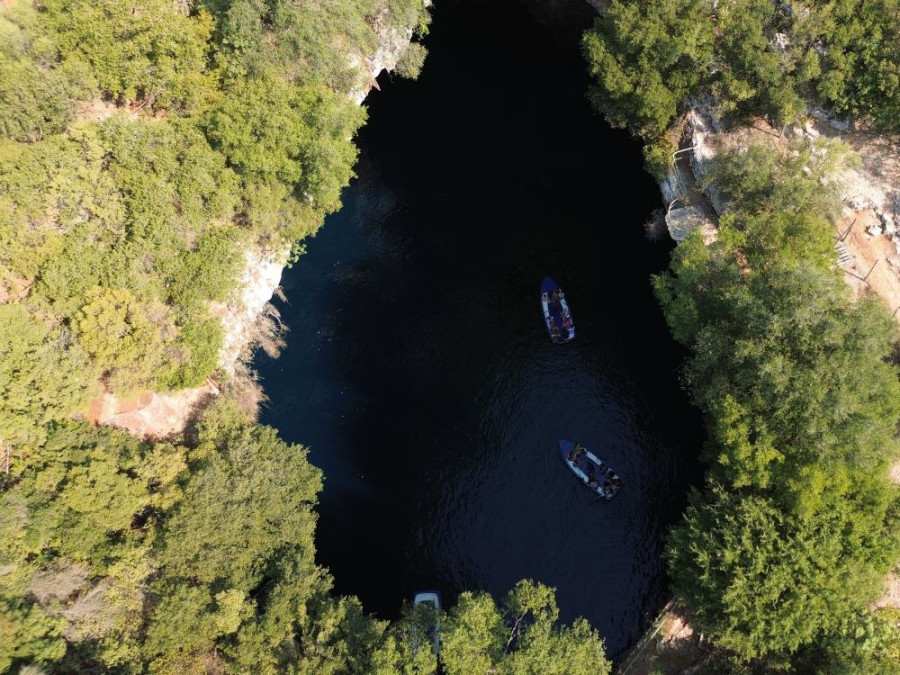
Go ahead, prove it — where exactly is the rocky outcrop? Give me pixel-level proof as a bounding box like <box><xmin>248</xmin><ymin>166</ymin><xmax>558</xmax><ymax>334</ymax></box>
<box><xmin>88</xmin><ymin>384</ymin><xmax>218</xmax><ymax>439</ymax></box>
<box><xmin>661</xmin><ymin>106</ymin><xmax>900</xmax><ymax>258</ymax></box>
<box><xmin>211</xmin><ymin>248</ymin><xmax>289</xmax><ymax>378</ymax></box>
<box><xmin>348</xmin><ymin>7</ymin><xmax>424</xmax><ymax>104</ymax></box>
<box><xmin>659</xmin><ymin>104</ymin><xmax>900</xmax><ymax>327</ymax></box>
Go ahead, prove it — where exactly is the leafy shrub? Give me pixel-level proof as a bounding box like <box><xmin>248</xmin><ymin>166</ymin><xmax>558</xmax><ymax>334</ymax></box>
<box><xmin>40</xmin><ymin>0</ymin><xmax>216</xmax><ymax>113</ymax></box>
<box><xmin>75</xmin><ymin>287</ymin><xmax>174</xmax><ymax>391</ymax></box>
<box><xmin>0</xmin><ymin>304</ymin><xmax>95</xmax><ymax>447</ymax></box>
<box><xmin>0</xmin><ymin>3</ymin><xmax>95</xmax><ymax>142</ymax></box>
<box><xmin>654</xmin><ymin>141</ymin><xmax>900</xmax><ymax>664</ymax></box>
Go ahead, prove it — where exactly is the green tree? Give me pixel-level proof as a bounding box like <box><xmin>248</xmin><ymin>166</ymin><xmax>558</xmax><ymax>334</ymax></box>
<box><xmin>582</xmin><ymin>0</ymin><xmax>715</xmax><ymax>138</ymax></box>
<box><xmin>0</xmin><ymin>423</ymin><xmax>186</xmax><ymax>671</ymax></box>
<box><xmin>0</xmin><ymin>304</ymin><xmax>94</xmax><ymax>449</ymax></box>
<box><xmin>74</xmin><ymin>287</ymin><xmax>174</xmax><ymax>392</ymax></box>
<box><xmin>795</xmin><ymin>608</ymin><xmax>900</xmax><ymax>674</ymax></box>
<box><xmin>704</xmin><ymin>140</ymin><xmax>850</xmax><ymax>270</ymax></box>
<box><xmin>0</xmin><ymin>2</ymin><xmax>95</xmax><ymax>142</ymax></box>
<box><xmin>687</xmin><ymin>263</ymin><xmax>899</xmax><ymax>504</ymax></box>
<box><xmin>667</xmin><ymin>486</ymin><xmax>899</xmax><ymax>660</ymax></box>
<box><xmin>370</xmin><ymin>601</ymin><xmax>441</xmax><ymax>674</ymax></box>
<box><xmin>145</xmin><ymin>400</ymin><xmax>333</xmax><ymax>671</ymax></box>
<box><xmin>711</xmin><ymin>0</ymin><xmax>819</xmax><ymax>124</ymax></box>
<box><xmin>815</xmin><ymin>0</ymin><xmax>900</xmax><ymax>128</ymax></box>
<box><xmin>39</xmin><ymin>0</ymin><xmax>217</xmax><ymax>112</ymax></box>
<box><xmin>442</xmin><ymin>581</ymin><xmax>611</xmax><ymax>675</ymax></box>
<box><xmin>205</xmin><ymin>76</ymin><xmax>365</xmax><ymax>214</ymax></box>
<box><xmin>0</xmin><ymin>600</ymin><xmax>66</xmax><ymax>675</ymax></box>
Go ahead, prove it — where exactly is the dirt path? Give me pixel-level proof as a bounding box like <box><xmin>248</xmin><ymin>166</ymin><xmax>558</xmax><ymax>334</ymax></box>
<box><xmin>837</xmin><ymin>210</ymin><xmax>900</xmax><ymax>322</ymax></box>
<box><xmin>616</xmin><ymin>601</ymin><xmax>712</xmax><ymax>675</ymax></box>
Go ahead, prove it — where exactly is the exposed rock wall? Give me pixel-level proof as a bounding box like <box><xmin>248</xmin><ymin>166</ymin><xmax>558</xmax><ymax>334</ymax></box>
<box><xmin>88</xmin><ymin>385</ymin><xmax>218</xmax><ymax>439</ymax></box>
<box><xmin>661</xmin><ymin>106</ymin><xmax>900</xmax><ymax>258</ymax></box>
<box><xmin>349</xmin><ymin>8</ymin><xmax>420</xmax><ymax>104</ymax></box>
<box><xmin>211</xmin><ymin>248</ymin><xmax>289</xmax><ymax>378</ymax></box>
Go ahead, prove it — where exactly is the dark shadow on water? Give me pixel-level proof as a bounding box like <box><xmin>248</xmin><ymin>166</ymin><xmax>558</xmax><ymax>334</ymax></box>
<box><xmin>255</xmin><ymin>0</ymin><xmax>704</xmax><ymax>661</ymax></box>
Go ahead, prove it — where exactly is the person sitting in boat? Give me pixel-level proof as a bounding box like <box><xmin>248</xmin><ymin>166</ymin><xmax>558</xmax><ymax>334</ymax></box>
<box><xmin>551</xmin><ymin>288</ymin><xmax>560</xmax><ymax>305</ymax></box>
<box><xmin>574</xmin><ymin>443</ymin><xmax>587</xmax><ymax>459</ymax></box>
<box><xmin>567</xmin><ymin>448</ymin><xmax>578</xmax><ymax>463</ymax></box>
<box><xmin>597</xmin><ymin>461</ymin><xmax>607</xmax><ymax>473</ymax></box>
<box><xmin>588</xmin><ymin>474</ymin><xmax>599</xmax><ymax>488</ymax></box>
<box><xmin>541</xmin><ymin>292</ymin><xmax>550</xmax><ymax>304</ymax></box>
<box><xmin>603</xmin><ymin>479</ymin><xmax>612</xmax><ymax>492</ymax></box>
<box><xmin>561</xmin><ymin>315</ymin><xmax>573</xmax><ymax>330</ymax></box>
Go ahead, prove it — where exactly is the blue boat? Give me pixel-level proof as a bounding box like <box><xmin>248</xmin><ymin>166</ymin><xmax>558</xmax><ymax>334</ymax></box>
<box><xmin>540</xmin><ymin>276</ymin><xmax>574</xmax><ymax>344</ymax></box>
<box><xmin>558</xmin><ymin>439</ymin><xmax>622</xmax><ymax>500</ymax></box>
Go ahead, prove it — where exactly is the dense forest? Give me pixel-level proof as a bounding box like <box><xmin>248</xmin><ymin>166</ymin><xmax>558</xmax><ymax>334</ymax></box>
<box><xmin>0</xmin><ymin>0</ymin><xmax>614</xmax><ymax>672</ymax></box>
<box><xmin>583</xmin><ymin>0</ymin><xmax>900</xmax><ymax>177</ymax></box>
<box><xmin>585</xmin><ymin>1</ymin><xmax>900</xmax><ymax>671</ymax></box>
<box><xmin>8</xmin><ymin>0</ymin><xmax>900</xmax><ymax>671</ymax></box>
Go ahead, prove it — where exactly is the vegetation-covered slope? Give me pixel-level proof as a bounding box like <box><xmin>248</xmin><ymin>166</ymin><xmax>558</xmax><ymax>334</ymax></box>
<box><xmin>583</xmin><ymin>0</ymin><xmax>900</xmax><ymax>176</ymax></box>
<box><xmin>0</xmin><ymin>0</ymin><xmax>423</xmax><ymax>430</ymax></box>
<box><xmin>584</xmin><ymin>3</ymin><xmax>900</xmax><ymax>669</ymax></box>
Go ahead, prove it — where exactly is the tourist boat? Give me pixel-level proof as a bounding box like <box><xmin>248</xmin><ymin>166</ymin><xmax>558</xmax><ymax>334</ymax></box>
<box><xmin>558</xmin><ymin>439</ymin><xmax>622</xmax><ymax>501</ymax></box>
<box><xmin>412</xmin><ymin>591</ymin><xmax>442</xmax><ymax>653</ymax></box>
<box><xmin>540</xmin><ymin>276</ymin><xmax>575</xmax><ymax>344</ymax></box>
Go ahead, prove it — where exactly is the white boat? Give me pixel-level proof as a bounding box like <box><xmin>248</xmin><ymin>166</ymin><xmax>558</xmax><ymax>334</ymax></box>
<box><xmin>412</xmin><ymin>591</ymin><xmax>442</xmax><ymax>653</ymax></box>
<box><xmin>558</xmin><ymin>439</ymin><xmax>622</xmax><ymax>500</ymax></box>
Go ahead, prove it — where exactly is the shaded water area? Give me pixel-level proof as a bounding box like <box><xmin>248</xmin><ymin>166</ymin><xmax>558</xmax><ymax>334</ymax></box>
<box><xmin>255</xmin><ymin>0</ymin><xmax>703</xmax><ymax>660</ymax></box>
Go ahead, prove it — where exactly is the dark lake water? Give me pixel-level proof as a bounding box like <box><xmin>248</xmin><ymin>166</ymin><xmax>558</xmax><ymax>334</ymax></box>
<box><xmin>255</xmin><ymin>0</ymin><xmax>703</xmax><ymax>660</ymax></box>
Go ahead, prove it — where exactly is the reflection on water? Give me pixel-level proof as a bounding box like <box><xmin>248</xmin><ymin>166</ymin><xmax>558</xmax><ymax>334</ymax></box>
<box><xmin>254</xmin><ymin>0</ymin><xmax>703</xmax><ymax>660</ymax></box>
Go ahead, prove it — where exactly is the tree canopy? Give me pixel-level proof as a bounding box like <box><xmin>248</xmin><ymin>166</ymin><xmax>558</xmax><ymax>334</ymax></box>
<box><xmin>1</xmin><ymin>399</ymin><xmax>614</xmax><ymax>673</ymax></box>
<box><xmin>654</xmin><ymin>140</ymin><xmax>900</xmax><ymax>665</ymax></box>
<box><xmin>0</xmin><ymin>0</ymin><xmax>429</xmax><ymax>416</ymax></box>
<box><xmin>372</xmin><ymin>580</ymin><xmax>612</xmax><ymax>675</ymax></box>
<box><xmin>583</xmin><ymin>0</ymin><xmax>900</xmax><ymax>175</ymax></box>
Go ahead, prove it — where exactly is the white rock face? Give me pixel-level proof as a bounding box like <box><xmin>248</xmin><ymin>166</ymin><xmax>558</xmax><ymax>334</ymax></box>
<box><xmin>350</xmin><ymin>26</ymin><xmax>415</xmax><ymax>104</ymax></box>
<box><xmin>659</xmin><ymin>173</ymin><xmax>680</xmax><ymax>206</ymax></box>
<box><xmin>348</xmin><ymin>6</ymin><xmax>422</xmax><ymax>105</ymax></box>
<box><xmin>212</xmin><ymin>248</ymin><xmax>288</xmax><ymax>377</ymax></box>
<box><xmin>687</xmin><ymin>109</ymin><xmax>727</xmax><ymax>215</ymax></box>
<box><xmin>665</xmin><ymin>205</ymin><xmax>717</xmax><ymax>243</ymax></box>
